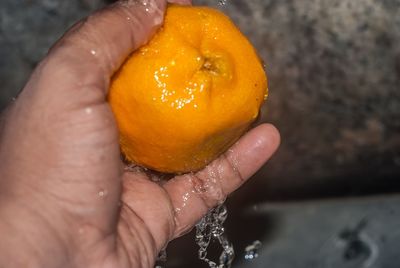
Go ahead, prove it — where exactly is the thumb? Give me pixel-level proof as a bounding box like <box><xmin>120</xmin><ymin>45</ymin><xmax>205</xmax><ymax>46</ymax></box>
<box><xmin>23</xmin><ymin>0</ymin><xmax>168</xmax><ymax>110</ymax></box>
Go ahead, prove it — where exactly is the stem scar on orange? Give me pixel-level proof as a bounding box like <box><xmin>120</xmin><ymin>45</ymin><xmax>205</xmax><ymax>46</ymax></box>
<box><xmin>108</xmin><ymin>5</ymin><xmax>268</xmax><ymax>174</ymax></box>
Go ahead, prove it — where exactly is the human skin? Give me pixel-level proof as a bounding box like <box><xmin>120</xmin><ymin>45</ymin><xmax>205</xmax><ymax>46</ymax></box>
<box><xmin>0</xmin><ymin>0</ymin><xmax>280</xmax><ymax>267</ymax></box>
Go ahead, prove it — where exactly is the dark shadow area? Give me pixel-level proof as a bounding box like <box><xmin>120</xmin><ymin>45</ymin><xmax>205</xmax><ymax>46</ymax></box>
<box><xmin>231</xmin><ymin>170</ymin><xmax>400</xmax><ymax>206</ymax></box>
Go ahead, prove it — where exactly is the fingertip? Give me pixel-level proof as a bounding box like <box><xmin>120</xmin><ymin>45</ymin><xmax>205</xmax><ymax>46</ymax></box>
<box><xmin>223</xmin><ymin>123</ymin><xmax>280</xmax><ymax>181</ymax></box>
<box><xmin>237</xmin><ymin>123</ymin><xmax>280</xmax><ymax>160</ymax></box>
<box><xmin>255</xmin><ymin>123</ymin><xmax>281</xmax><ymax>154</ymax></box>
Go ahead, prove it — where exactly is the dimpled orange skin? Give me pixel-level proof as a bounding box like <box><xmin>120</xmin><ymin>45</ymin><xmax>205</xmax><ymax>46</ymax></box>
<box><xmin>108</xmin><ymin>5</ymin><xmax>267</xmax><ymax>174</ymax></box>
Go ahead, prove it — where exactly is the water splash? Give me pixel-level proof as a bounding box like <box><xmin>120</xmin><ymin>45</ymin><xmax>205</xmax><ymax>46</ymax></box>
<box><xmin>244</xmin><ymin>240</ymin><xmax>262</xmax><ymax>261</ymax></box>
<box><xmin>218</xmin><ymin>0</ymin><xmax>228</xmax><ymax>6</ymax></box>
<box><xmin>155</xmin><ymin>248</ymin><xmax>167</xmax><ymax>268</ymax></box>
<box><xmin>195</xmin><ymin>204</ymin><xmax>235</xmax><ymax>268</ymax></box>
<box><xmin>98</xmin><ymin>188</ymin><xmax>108</xmax><ymax>198</ymax></box>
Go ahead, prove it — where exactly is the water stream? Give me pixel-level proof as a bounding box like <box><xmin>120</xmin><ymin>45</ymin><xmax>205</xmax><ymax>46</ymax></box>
<box><xmin>195</xmin><ymin>204</ymin><xmax>235</xmax><ymax>268</ymax></box>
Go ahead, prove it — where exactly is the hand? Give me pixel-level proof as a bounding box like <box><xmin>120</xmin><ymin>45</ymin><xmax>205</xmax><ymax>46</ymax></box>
<box><xmin>0</xmin><ymin>1</ymin><xmax>280</xmax><ymax>267</ymax></box>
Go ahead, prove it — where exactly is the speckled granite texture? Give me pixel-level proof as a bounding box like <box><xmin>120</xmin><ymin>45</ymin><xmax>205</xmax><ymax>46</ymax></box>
<box><xmin>0</xmin><ymin>0</ymin><xmax>399</xmax><ymax>200</ymax></box>
<box><xmin>199</xmin><ymin>0</ymin><xmax>400</xmax><ymax>202</ymax></box>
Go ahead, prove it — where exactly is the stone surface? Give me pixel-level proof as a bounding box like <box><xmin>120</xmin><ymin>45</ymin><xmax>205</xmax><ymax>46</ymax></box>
<box><xmin>167</xmin><ymin>195</ymin><xmax>400</xmax><ymax>268</ymax></box>
<box><xmin>1</xmin><ymin>0</ymin><xmax>400</xmax><ymax>196</ymax></box>
<box><xmin>0</xmin><ymin>0</ymin><xmax>107</xmax><ymax>106</ymax></box>
<box><xmin>196</xmin><ymin>0</ymin><xmax>400</xmax><ymax>202</ymax></box>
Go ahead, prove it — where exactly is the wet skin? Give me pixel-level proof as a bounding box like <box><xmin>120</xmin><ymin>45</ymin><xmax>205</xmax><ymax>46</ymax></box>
<box><xmin>0</xmin><ymin>1</ymin><xmax>280</xmax><ymax>267</ymax></box>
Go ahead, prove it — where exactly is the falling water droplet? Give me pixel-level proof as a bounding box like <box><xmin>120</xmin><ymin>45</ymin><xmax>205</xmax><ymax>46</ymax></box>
<box><xmin>218</xmin><ymin>0</ymin><xmax>227</xmax><ymax>6</ymax></box>
<box><xmin>155</xmin><ymin>248</ymin><xmax>167</xmax><ymax>268</ymax></box>
<box><xmin>98</xmin><ymin>189</ymin><xmax>108</xmax><ymax>198</ymax></box>
<box><xmin>244</xmin><ymin>240</ymin><xmax>262</xmax><ymax>261</ymax></box>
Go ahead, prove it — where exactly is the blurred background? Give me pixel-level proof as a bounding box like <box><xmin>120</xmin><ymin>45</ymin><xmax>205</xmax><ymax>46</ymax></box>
<box><xmin>1</xmin><ymin>0</ymin><xmax>400</xmax><ymax>267</ymax></box>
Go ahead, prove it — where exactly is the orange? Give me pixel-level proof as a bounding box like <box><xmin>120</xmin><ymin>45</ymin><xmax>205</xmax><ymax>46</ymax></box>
<box><xmin>108</xmin><ymin>5</ymin><xmax>267</xmax><ymax>173</ymax></box>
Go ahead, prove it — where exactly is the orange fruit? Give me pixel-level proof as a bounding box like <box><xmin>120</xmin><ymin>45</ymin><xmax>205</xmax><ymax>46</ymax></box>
<box><xmin>108</xmin><ymin>5</ymin><xmax>267</xmax><ymax>173</ymax></box>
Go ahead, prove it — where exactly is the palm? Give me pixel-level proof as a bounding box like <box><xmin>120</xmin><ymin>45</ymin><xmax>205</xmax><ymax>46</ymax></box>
<box><xmin>70</xmin><ymin>116</ymin><xmax>277</xmax><ymax>267</ymax></box>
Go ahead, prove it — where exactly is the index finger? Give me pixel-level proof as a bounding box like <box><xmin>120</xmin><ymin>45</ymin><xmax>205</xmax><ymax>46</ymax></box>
<box><xmin>163</xmin><ymin>124</ymin><xmax>280</xmax><ymax>237</ymax></box>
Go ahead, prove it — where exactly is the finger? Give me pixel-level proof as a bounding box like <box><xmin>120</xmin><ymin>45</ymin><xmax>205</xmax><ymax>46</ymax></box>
<box><xmin>163</xmin><ymin>124</ymin><xmax>280</xmax><ymax>237</ymax></box>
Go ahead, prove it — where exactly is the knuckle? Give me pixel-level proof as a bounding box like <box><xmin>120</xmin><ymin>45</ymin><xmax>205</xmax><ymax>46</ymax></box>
<box><xmin>189</xmin><ymin>167</ymin><xmax>227</xmax><ymax>209</ymax></box>
<box><xmin>222</xmin><ymin>152</ymin><xmax>245</xmax><ymax>183</ymax></box>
